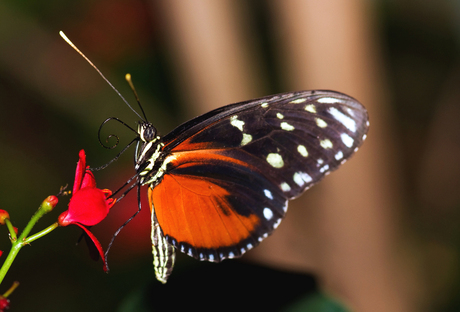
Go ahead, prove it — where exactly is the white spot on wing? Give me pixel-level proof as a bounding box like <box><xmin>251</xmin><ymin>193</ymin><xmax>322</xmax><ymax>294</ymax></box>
<box><xmin>264</xmin><ymin>189</ymin><xmax>273</xmax><ymax>200</ymax></box>
<box><xmin>318</xmin><ymin>97</ymin><xmax>341</xmax><ymax>104</ymax></box>
<box><xmin>263</xmin><ymin>208</ymin><xmax>273</xmax><ymax>220</ymax></box>
<box><xmin>261</xmin><ymin>102</ymin><xmax>268</xmax><ymax>108</ymax></box>
<box><xmin>297</xmin><ymin>145</ymin><xmax>308</xmax><ymax>157</ymax></box>
<box><xmin>276</xmin><ymin>113</ymin><xmax>284</xmax><ymax>119</ymax></box>
<box><xmin>293</xmin><ymin>172</ymin><xmax>312</xmax><ymax>186</ymax></box>
<box><xmin>328</xmin><ymin>107</ymin><xmax>357</xmax><ymax>132</ymax></box>
<box><xmin>341</xmin><ymin>133</ymin><xmax>354</xmax><ymax>148</ymax></box>
<box><xmin>335</xmin><ymin>151</ymin><xmax>344</xmax><ymax>161</ymax></box>
<box><xmin>281</xmin><ymin>202</ymin><xmax>287</xmax><ymax>212</ymax></box>
<box><xmin>266</xmin><ymin>153</ymin><xmax>284</xmax><ymax>168</ymax></box>
<box><xmin>347</xmin><ymin>107</ymin><xmax>356</xmax><ymax>117</ymax></box>
<box><xmin>280</xmin><ymin>122</ymin><xmax>295</xmax><ymax>131</ymax></box>
<box><xmin>230</xmin><ymin>115</ymin><xmax>244</xmax><ymax>131</ymax></box>
<box><xmin>320</xmin><ymin>164</ymin><xmax>330</xmax><ymax>173</ymax></box>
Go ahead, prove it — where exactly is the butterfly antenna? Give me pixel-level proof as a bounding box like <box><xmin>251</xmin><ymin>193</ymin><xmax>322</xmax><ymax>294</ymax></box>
<box><xmin>125</xmin><ymin>74</ymin><xmax>148</xmax><ymax>121</ymax></box>
<box><xmin>59</xmin><ymin>31</ymin><xmax>144</xmax><ymax>121</ymax></box>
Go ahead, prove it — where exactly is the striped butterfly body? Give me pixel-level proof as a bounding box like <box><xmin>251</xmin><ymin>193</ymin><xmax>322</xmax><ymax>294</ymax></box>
<box><xmin>135</xmin><ymin>90</ymin><xmax>369</xmax><ymax>283</ymax></box>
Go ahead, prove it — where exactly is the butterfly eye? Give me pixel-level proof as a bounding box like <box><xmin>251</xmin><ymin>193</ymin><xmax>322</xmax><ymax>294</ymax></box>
<box><xmin>139</xmin><ymin>122</ymin><xmax>157</xmax><ymax>142</ymax></box>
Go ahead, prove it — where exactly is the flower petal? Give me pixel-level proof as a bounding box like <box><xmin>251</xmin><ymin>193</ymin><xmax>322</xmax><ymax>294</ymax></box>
<box><xmin>73</xmin><ymin>223</ymin><xmax>107</xmax><ymax>272</ymax></box>
<box><xmin>73</xmin><ymin>150</ymin><xmax>87</xmax><ymax>194</ymax></box>
<box><xmin>81</xmin><ymin>170</ymin><xmax>97</xmax><ymax>189</ymax></box>
<box><xmin>62</xmin><ymin>188</ymin><xmax>113</xmax><ymax>226</ymax></box>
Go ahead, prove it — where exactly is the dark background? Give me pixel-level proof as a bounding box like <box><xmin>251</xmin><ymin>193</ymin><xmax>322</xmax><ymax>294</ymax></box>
<box><xmin>1</xmin><ymin>1</ymin><xmax>460</xmax><ymax>311</ymax></box>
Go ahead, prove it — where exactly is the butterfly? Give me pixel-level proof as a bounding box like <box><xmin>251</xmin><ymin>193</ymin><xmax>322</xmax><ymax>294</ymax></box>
<box><xmin>57</xmin><ymin>31</ymin><xmax>368</xmax><ymax>284</ymax></box>
<box><xmin>132</xmin><ymin>90</ymin><xmax>369</xmax><ymax>283</ymax></box>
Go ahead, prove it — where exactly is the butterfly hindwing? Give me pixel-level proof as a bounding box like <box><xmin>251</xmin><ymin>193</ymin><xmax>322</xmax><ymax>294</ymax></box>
<box><xmin>144</xmin><ymin>90</ymin><xmax>369</xmax><ymax>263</ymax></box>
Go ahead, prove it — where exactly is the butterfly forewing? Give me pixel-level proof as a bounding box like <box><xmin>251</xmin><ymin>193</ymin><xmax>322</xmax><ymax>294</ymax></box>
<box><xmin>144</xmin><ymin>90</ymin><xmax>369</xmax><ymax>263</ymax></box>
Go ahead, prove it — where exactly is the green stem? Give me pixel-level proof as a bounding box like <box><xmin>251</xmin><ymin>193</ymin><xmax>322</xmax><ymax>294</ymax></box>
<box><xmin>0</xmin><ymin>242</ymin><xmax>22</xmax><ymax>285</ymax></box>
<box><xmin>0</xmin><ymin>198</ymin><xmax>58</xmax><ymax>285</ymax></box>
<box><xmin>3</xmin><ymin>280</ymin><xmax>19</xmax><ymax>297</ymax></box>
<box><xmin>4</xmin><ymin>219</ymin><xmax>16</xmax><ymax>242</ymax></box>
<box><xmin>24</xmin><ymin>222</ymin><xmax>58</xmax><ymax>244</ymax></box>
<box><xmin>18</xmin><ymin>207</ymin><xmax>47</xmax><ymax>241</ymax></box>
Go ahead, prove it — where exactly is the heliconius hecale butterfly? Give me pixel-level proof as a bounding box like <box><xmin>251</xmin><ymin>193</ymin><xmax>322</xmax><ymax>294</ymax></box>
<box><xmin>59</xmin><ymin>28</ymin><xmax>368</xmax><ymax>284</ymax></box>
<box><xmin>133</xmin><ymin>90</ymin><xmax>369</xmax><ymax>283</ymax></box>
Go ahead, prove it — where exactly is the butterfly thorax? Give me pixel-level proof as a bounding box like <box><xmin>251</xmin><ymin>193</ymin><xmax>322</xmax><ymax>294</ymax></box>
<box><xmin>135</xmin><ymin>121</ymin><xmax>166</xmax><ymax>187</ymax></box>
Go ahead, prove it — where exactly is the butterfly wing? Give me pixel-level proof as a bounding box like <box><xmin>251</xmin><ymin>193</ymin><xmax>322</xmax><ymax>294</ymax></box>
<box><xmin>148</xmin><ymin>90</ymin><xmax>369</xmax><ymax>262</ymax></box>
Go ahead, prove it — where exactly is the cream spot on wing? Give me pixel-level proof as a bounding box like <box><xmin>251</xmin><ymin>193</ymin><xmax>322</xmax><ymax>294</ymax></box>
<box><xmin>266</xmin><ymin>153</ymin><xmax>284</xmax><ymax>168</ymax></box>
<box><xmin>280</xmin><ymin>182</ymin><xmax>291</xmax><ymax>192</ymax></box>
<box><xmin>320</xmin><ymin>139</ymin><xmax>333</xmax><ymax>149</ymax></box>
<box><xmin>241</xmin><ymin>133</ymin><xmax>252</xmax><ymax>146</ymax></box>
<box><xmin>230</xmin><ymin>115</ymin><xmax>244</xmax><ymax>131</ymax></box>
<box><xmin>315</xmin><ymin>118</ymin><xmax>327</xmax><ymax>128</ymax></box>
<box><xmin>305</xmin><ymin>104</ymin><xmax>316</xmax><ymax>113</ymax></box>
<box><xmin>280</xmin><ymin>122</ymin><xmax>295</xmax><ymax>131</ymax></box>
<box><xmin>297</xmin><ymin>145</ymin><xmax>308</xmax><ymax>157</ymax></box>
<box><xmin>290</xmin><ymin>98</ymin><xmax>307</xmax><ymax>104</ymax></box>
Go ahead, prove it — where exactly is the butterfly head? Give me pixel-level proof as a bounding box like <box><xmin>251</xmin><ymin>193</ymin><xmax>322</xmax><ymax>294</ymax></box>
<box><xmin>138</xmin><ymin>121</ymin><xmax>158</xmax><ymax>143</ymax></box>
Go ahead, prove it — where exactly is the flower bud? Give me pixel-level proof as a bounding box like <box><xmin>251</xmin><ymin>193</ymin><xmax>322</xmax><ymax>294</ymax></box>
<box><xmin>40</xmin><ymin>196</ymin><xmax>59</xmax><ymax>213</ymax></box>
<box><xmin>0</xmin><ymin>210</ymin><xmax>9</xmax><ymax>225</ymax></box>
<box><xmin>0</xmin><ymin>297</ymin><xmax>9</xmax><ymax>311</ymax></box>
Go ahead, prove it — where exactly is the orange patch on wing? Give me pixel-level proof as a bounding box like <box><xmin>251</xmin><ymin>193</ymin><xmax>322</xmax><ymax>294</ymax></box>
<box><xmin>149</xmin><ymin>174</ymin><xmax>260</xmax><ymax>250</ymax></box>
<box><xmin>169</xmin><ymin>127</ymin><xmax>218</xmax><ymax>152</ymax></box>
<box><xmin>168</xmin><ymin>148</ymin><xmax>252</xmax><ymax>171</ymax></box>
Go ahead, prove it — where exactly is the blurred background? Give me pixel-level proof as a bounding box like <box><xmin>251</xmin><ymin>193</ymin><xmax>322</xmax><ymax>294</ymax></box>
<box><xmin>1</xmin><ymin>0</ymin><xmax>460</xmax><ymax>311</ymax></box>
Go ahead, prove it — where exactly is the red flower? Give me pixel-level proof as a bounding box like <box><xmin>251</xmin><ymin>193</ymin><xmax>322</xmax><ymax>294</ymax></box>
<box><xmin>58</xmin><ymin>149</ymin><xmax>115</xmax><ymax>270</ymax></box>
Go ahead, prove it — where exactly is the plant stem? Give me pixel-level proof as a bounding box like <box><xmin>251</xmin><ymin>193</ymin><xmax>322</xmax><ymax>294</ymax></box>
<box><xmin>24</xmin><ymin>222</ymin><xmax>58</xmax><ymax>244</ymax></box>
<box><xmin>3</xmin><ymin>280</ymin><xmax>19</xmax><ymax>297</ymax></box>
<box><xmin>0</xmin><ymin>198</ymin><xmax>59</xmax><ymax>285</ymax></box>
<box><xmin>0</xmin><ymin>242</ymin><xmax>22</xmax><ymax>285</ymax></box>
<box><xmin>4</xmin><ymin>219</ymin><xmax>16</xmax><ymax>242</ymax></box>
<box><xmin>18</xmin><ymin>207</ymin><xmax>47</xmax><ymax>241</ymax></box>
